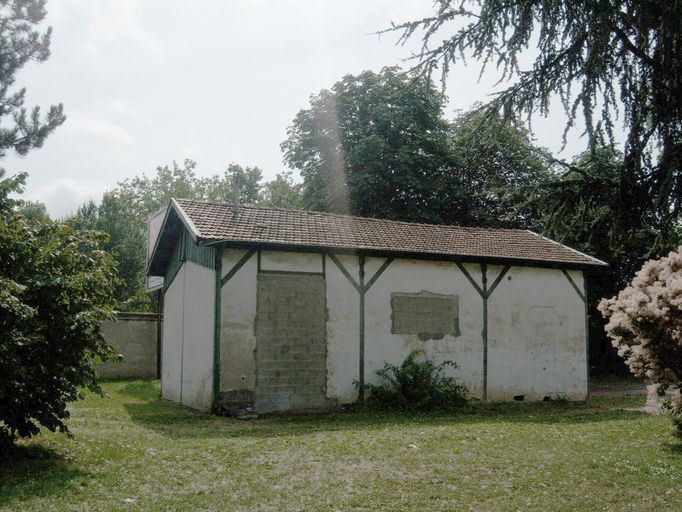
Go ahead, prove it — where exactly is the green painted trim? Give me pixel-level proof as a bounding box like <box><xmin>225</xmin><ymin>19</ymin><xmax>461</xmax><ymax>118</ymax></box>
<box><xmin>455</xmin><ymin>262</ymin><xmax>513</xmax><ymax>402</ymax></box>
<box><xmin>258</xmin><ymin>269</ymin><xmax>324</xmax><ymax>276</ymax></box>
<box><xmin>146</xmin><ymin>204</ymin><xmax>173</xmax><ymax>277</ymax></box>
<box><xmin>164</xmin><ymin>243</ymin><xmax>185</xmax><ymax>292</ymax></box>
<box><xmin>164</xmin><ymin>227</ymin><xmax>215</xmax><ymax>291</ymax></box>
<box><xmin>257</xmin><ymin>249</ymin><xmax>262</xmax><ymax>272</ymax></box>
<box><xmin>364</xmin><ymin>257</ymin><xmax>394</xmax><ymax>293</ymax></box>
<box><xmin>583</xmin><ymin>272</ymin><xmax>590</xmax><ymax>399</ymax></box>
<box><xmin>322</xmin><ymin>252</ymin><xmax>326</xmax><ymax>278</ymax></box>
<box><xmin>358</xmin><ymin>255</ymin><xmax>366</xmax><ymax>401</ymax></box>
<box><xmin>456</xmin><ymin>262</ymin><xmax>485</xmax><ymax>298</ymax></box>
<box><xmin>327</xmin><ymin>253</ymin><xmax>393</xmax><ymax>402</ymax></box>
<box><xmin>212</xmin><ymin>246</ymin><xmax>223</xmax><ymax>408</ymax></box>
<box><xmin>481</xmin><ymin>263</ymin><xmax>488</xmax><ymax>402</ymax></box>
<box><xmin>561</xmin><ymin>269</ymin><xmax>586</xmax><ymax>303</ymax></box>
<box><xmin>327</xmin><ymin>253</ymin><xmax>361</xmax><ymax>293</ymax></box>
<box><xmin>221</xmin><ymin>249</ymin><xmax>256</xmax><ymax>287</ymax></box>
<box><xmin>487</xmin><ymin>265</ymin><xmax>511</xmax><ymax>298</ymax></box>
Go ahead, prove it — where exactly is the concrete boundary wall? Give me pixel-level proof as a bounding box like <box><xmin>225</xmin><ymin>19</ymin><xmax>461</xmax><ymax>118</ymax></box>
<box><xmin>98</xmin><ymin>311</ymin><xmax>160</xmax><ymax>379</ymax></box>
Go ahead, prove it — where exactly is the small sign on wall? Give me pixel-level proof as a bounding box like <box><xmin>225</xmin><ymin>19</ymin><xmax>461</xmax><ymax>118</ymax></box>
<box><xmin>391</xmin><ymin>290</ymin><xmax>460</xmax><ymax>341</ymax></box>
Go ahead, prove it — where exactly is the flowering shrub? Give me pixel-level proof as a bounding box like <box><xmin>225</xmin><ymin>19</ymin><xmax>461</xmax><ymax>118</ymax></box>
<box><xmin>598</xmin><ymin>247</ymin><xmax>682</xmax><ymax>436</ymax></box>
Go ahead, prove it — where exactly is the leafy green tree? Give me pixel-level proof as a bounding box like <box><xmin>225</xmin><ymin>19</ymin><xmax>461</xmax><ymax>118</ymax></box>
<box><xmin>70</xmin><ymin>160</ymin><xmax>279</xmax><ymax>310</ymax></box>
<box><xmin>202</xmin><ymin>163</ymin><xmax>264</xmax><ymax>205</ymax></box>
<box><xmin>0</xmin><ymin>1</ymin><xmax>120</xmax><ymax>450</ymax></box>
<box><xmin>448</xmin><ymin>108</ymin><xmax>553</xmax><ymax>228</ymax></box>
<box><xmin>387</xmin><ymin>0</ymin><xmax>681</xmax><ymax>255</ymax></box>
<box><xmin>0</xmin><ymin>170</ymin><xmax>27</xmax><ymax>217</ymax></box>
<box><xmin>259</xmin><ymin>171</ymin><xmax>304</xmax><ymax>209</ymax></box>
<box><xmin>15</xmin><ymin>199</ymin><xmax>49</xmax><ymax>222</ymax></box>
<box><xmin>0</xmin><ymin>212</ymin><xmax>117</xmax><ymax>449</ymax></box>
<box><xmin>282</xmin><ymin>67</ymin><xmax>462</xmax><ymax>222</ymax></box>
<box><xmin>282</xmin><ymin>67</ymin><xmax>553</xmax><ymax>226</ymax></box>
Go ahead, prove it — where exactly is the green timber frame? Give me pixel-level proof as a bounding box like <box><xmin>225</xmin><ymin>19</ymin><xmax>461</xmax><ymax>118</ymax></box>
<box><xmin>207</xmin><ymin>245</ymin><xmax>590</xmax><ymax>407</ymax></box>
<box><xmin>211</xmin><ymin>248</ymin><xmax>327</xmax><ymax>407</ymax></box>
<box><xmin>327</xmin><ymin>253</ymin><xmax>394</xmax><ymax>400</ymax></box>
<box><xmin>561</xmin><ymin>268</ymin><xmax>590</xmax><ymax>397</ymax></box>
<box><xmin>455</xmin><ymin>263</ymin><xmax>511</xmax><ymax>401</ymax></box>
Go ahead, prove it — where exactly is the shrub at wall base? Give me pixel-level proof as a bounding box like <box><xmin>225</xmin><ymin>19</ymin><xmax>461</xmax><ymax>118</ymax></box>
<box><xmin>356</xmin><ymin>351</ymin><xmax>469</xmax><ymax>412</ymax></box>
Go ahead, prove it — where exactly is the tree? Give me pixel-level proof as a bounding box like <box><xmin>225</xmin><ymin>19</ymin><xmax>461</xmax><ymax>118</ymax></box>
<box><xmin>259</xmin><ymin>171</ymin><xmax>304</xmax><ymax>209</ymax></box>
<box><xmin>519</xmin><ymin>146</ymin><xmax>680</xmax><ymax>370</ymax></box>
<box><xmin>282</xmin><ymin>67</ymin><xmax>553</xmax><ymax>226</ymax></box>
<box><xmin>202</xmin><ymin>163</ymin><xmax>264</xmax><ymax>205</ymax></box>
<box><xmin>448</xmin><ymin>107</ymin><xmax>553</xmax><ymax>228</ymax></box>
<box><xmin>388</xmin><ymin>1</ymin><xmax>681</xmax><ymax>255</ymax></box>
<box><xmin>69</xmin><ymin>160</ymin><xmax>280</xmax><ymax>311</ymax></box>
<box><xmin>0</xmin><ymin>211</ymin><xmax>117</xmax><ymax>449</ymax></box>
<box><xmin>599</xmin><ymin>248</ymin><xmax>682</xmax><ymax>437</ymax></box>
<box><xmin>15</xmin><ymin>199</ymin><xmax>49</xmax><ymax>222</ymax></box>
<box><xmin>0</xmin><ymin>1</ymin><xmax>120</xmax><ymax>450</ymax></box>
<box><xmin>282</xmin><ymin>67</ymin><xmax>463</xmax><ymax>222</ymax></box>
<box><xmin>0</xmin><ymin>0</ymin><xmax>65</xmax><ymax>163</ymax></box>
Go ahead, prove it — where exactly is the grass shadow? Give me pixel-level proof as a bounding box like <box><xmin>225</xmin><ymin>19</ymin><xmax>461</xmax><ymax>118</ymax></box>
<box><xmin>115</xmin><ymin>379</ymin><xmax>161</xmax><ymax>401</ymax></box>
<box><xmin>0</xmin><ymin>444</ymin><xmax>90</xmax><ymax>507</ymax></box>
<box><xmin>123</xmin><ymin>396</ymin><xmax>650</xmax><ymax>441</ymax></box>
<box><xmin>662</xmin><ymin>439</ymin><xmax>682</xmax><ymax>455</ymax></box>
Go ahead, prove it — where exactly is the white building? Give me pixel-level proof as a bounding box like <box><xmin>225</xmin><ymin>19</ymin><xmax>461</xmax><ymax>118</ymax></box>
<box><xmin>147</xmin><ymin>198</ymin><xmax>606</xmax><ymax>414</ymax></box>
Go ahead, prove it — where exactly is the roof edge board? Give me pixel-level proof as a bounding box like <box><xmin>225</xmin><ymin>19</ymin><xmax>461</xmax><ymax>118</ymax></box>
<box><xmin>208</xmin><ymin>239</ymin><xmax>607</xmax><ymax>271</ymax></box>
<box><xmin>527</xmin><ymin>230</ymin><xmax>609</xmax><ymax>266</ymax></box>
<box><xmin>145</xmin><ymin>203</ymin><xmax>176</xmax><ymax>277</ymax></box>
<box><xmin>171</xmin><ymin>198</ymin><xmax>201</xmax><ymax>241</ymax></box>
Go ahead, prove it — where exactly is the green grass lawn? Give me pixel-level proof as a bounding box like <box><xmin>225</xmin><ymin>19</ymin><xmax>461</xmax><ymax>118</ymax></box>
<box><xmin>2</xmin><ymin>381</ymin><xmax>680</xmax><ymax>511</ymax></box>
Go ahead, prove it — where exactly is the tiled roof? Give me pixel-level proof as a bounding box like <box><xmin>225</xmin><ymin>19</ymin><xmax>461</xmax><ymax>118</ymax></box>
<box><xmin>172</xmin><ymin>198</ymin><xmax>607</xmax><ymax>268</ymax></box>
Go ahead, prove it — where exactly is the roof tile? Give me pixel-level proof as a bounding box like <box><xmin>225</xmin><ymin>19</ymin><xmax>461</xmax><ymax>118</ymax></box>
<box><xmin>174</xmin><ymin>198</ymin><xmax>607</xmax><ymax>268</ymax></box>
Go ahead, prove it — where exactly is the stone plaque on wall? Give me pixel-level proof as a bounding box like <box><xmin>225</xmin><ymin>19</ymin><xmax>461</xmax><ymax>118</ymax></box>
<box><xmin>391</xmin><ymin>291</ymin><xmax>460</xmax><ymax>340</ymax></box>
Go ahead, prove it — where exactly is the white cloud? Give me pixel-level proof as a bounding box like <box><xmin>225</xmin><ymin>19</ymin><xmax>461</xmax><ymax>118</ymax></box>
<box><xmin>61</xmin><ymin>110</ymin><xmax>137</xmax><ymax>147</ymax></box>
<box><xmin>25</xmin><ymin>178</ymin><xmax>109</xmax><ymax>219</ymax></box>
<box><xmin>54</xmin><ymin>0</ymin><xmax>161</xmax><ymax>62</ymax></box>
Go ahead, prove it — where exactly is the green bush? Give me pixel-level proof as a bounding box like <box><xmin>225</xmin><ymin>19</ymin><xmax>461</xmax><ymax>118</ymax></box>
<box><xmin>0</xmin><ymin>215</ymin><xmax>117</xmax><ymax>450</ymax></box>
<box><xmin>357</xmin><ymin>352</ymin><xmax>469</xmax><ymax>412</ymax></box>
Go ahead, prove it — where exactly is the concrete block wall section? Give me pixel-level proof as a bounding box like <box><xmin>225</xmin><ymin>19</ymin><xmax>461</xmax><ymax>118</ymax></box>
<box><xmin>255</xmin><ymin>273</ymin><xmax>328</xmax><ymax>413</ymax></box>
<box><xmin>98</xmin><ymin>312</ymin><xmax>159</xmax><ymax>379</ymax></box>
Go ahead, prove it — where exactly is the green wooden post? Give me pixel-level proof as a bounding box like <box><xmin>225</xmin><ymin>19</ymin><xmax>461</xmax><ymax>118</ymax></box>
<box><xmin>481</xmin><ymin>263</ymin><xmax>488</xmax><ymax>402</ymax></box>
<box><xmin>212</xmin><ymin>246</ymin><xmax>223</xmax><ymax>409</ymax></box>
<box><xmin>358</xmin><ymin>255</ymin><xmax>366</xmax><ymax>400</ymax></box>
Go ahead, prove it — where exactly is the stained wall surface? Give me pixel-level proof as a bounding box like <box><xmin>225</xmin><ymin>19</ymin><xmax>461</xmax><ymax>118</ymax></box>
<box><xmin>199</xmin><ymin>248</ymin><xmax>588</xmax><ymax>412</ymax></box>
<box><xmin>160</xmin><ymin>261</ymin><xmax>214</xmax><ymax>411</ymax></box>
<box><xmin>98</xmin><ymin>312</ymin><xmax>158</xmax><ymax>379</ymax></box>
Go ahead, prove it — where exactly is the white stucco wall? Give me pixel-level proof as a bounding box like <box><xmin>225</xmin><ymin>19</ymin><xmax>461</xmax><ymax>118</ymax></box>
<box><xmin>161</xmin><ymin>261</ymin><xmax>215</xmax><ymax>411</ymax></box>
<box><xmin>180</xmin><ymin>261</ymin><xmax>215</xmax><ymax>411</ymax></box>
<box><xmin>220</xmin><ymin>249</ymin><xmax>258</xmax><ymax>394</ymax></box>
<box><xmin>161</xmin><ymin>265</ymin><xmax>184</xmax><ymax>403</ymax></box>
<box><xmin>487</xmin><ymin>266</ymin><xmax>587</xmax><ymax>400</ymax></box>
<box><xmin>213</xmin><ymin>248</ymin><xmax>588</xmax><ymax>407</ymax></box>
<box><xmin>363</xmin><ymin>258</ymin><xmax>485</xmax><ymax>399</ymax></box>
<box><xmin>326</xmin><ymin>254</ymin><xmax>360</xmax><ymax>403</ymax></box>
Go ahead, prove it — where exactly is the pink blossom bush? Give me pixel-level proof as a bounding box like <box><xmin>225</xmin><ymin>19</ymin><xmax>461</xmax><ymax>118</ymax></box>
<box><xmin>598</xmin><ymin>247</ymin><xmax>682</xmax><ymax>436</ymax></box>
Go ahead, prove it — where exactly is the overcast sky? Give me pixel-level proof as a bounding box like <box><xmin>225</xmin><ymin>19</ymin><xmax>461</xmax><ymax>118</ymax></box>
<box><xmin>4</xmin><ymin>0</ymin><xmax>614</xmax><ymax>218</ymax></box>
